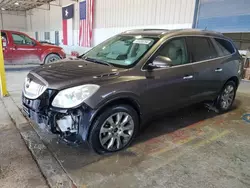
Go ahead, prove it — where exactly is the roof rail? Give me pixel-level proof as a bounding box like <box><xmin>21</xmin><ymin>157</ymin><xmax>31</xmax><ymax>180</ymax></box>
<box><xmin>142</xmin><ymin>28</ymin><xmax>169</xmax><ymax>31</ymax></box>
<box><xmin>201</xmin><ymin>29</ymin><xmax>223</xmax><ymax>35</ymax></box>
<box><xmin>123</xmin><ymin>28</ymin><xmax>169</xmax><ymax>33</ymax></box>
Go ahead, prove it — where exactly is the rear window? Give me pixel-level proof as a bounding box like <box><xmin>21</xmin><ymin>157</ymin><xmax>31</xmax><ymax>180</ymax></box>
<box><xmin>186</xmin><ymin>36</ymin><xmax>218</xmax><ymax>62</ymax></box>
<box><xmin>213</xmin><ymin>38</ymin><xmax>235</xmax><ymax>56</ymax></box>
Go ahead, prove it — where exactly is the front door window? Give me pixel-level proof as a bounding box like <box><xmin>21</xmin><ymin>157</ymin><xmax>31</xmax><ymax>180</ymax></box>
<box><xmin>154</xmin><ymin>37</ymin><xmax>189</xmax><ymax>66</ymax></box>
<box><xmin>12</xmin><ymin>33</ymin><xmax>34</xmax><ymax>45</ymax></box>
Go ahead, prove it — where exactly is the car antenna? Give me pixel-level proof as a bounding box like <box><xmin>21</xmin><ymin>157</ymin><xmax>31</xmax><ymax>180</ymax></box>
<box><xmin>204</xmin><ymin>26</ymin><xmax>207</xmax><ymax>30</ymax></box>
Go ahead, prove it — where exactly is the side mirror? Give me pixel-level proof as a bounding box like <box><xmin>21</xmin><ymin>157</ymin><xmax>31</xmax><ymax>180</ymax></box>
<box><xmin>77</xmin><ymin>53</ymin><xmax>85</xmax><ymax>59</ymax></box>
<box><xmin>147</xmin><ymin>56</ymin><xmax>172</xmax><ymax>70</ymax></box>
<box><xmin>32</xmin><ymin>41</ymin><xmax>37</xmax><ymax>46</ymax></box>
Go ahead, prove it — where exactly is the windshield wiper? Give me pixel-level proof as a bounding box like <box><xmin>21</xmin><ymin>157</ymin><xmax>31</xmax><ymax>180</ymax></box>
<box><xmin>84</xmin><ymin>57</ymin><xmax>112</xmax><ymax>67</ymax></box>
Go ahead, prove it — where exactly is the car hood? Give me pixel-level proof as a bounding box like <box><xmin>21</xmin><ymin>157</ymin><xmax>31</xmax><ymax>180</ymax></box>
<box><xmin>29</xmin><ymin>60</ymin><xmax>122</xmax><ymax>90</ymax></box>
<box><xmin>40</xmin><ymin>43</ymin><xmax>62</xmax><ymax>50</ymax></box>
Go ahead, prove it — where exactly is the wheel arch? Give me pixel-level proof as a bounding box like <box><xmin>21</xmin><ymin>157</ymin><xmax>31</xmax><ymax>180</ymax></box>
<box><xmin>42</xmin><ymin>52</ymin><xmax>61</xmax><ymax>64</ymax></box>
<box><xmin>90</xmin><ymin>97</ymin><xmax>141</xmax><ymax>124</ymax></box>
<box><xmin>224</xmin><ymin>76</ymin><xmax>239</xmax><ymax>89</ymax></box>
<box><xmin>215</xmin><ymin>76</ymin><xmax>239</xmax><ymax>113</ymax></box>
<box><xmin>217</xmin><ymin>76</ymin><xmax>239</xmax><ymax>97</ymax></box>
<box><xmin>85</xmin><ymin>97</ymin><xmax>142</xmax><ymax>141</ymax></box>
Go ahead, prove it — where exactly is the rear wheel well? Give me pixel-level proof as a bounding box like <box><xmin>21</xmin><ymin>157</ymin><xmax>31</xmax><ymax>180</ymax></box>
<box><xmin>226</xmin><ymin>76</ymin><xmax>239</xmax><ymax>88</ymax></box>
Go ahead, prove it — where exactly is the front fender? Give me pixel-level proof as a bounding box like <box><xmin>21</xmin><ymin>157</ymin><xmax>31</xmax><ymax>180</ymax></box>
<box><xmin>85</xmin><ymin>91</ymin><xmax>141</xmax><ymax>112</ymax></box>
<box><xmin>81</xmin><ymin>92</ymin><xmax>142</xmax><ymax>141</ymax></box>
<box><xmin>41</xmin><ymin>48</ymin><xmax>66</xmax><ymax>62</ymax></box>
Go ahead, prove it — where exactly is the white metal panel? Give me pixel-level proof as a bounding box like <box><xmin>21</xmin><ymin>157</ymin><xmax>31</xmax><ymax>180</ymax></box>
<box><xmin>95</xmin><ymin>0</ymin><xmax>195</xmax><ymax>29</ymax></box>
<box><xmin>93</xmin><ymin>23</ymin><xmax>192</xmax><ymax>46</ymax></box>
<box><xmin>49</xmin><ymin>6</ymin><xmax>62</xmax><ymax>31</ymax></box>
<box><xmin>1</xmin><ymin>13</ymin><xmax>26</xmax><ymax>31</ymax></box>
<box><xmin>23</xmin><ymin>0</ymin><xmax>195</xmax><ymax>54</ymax></box>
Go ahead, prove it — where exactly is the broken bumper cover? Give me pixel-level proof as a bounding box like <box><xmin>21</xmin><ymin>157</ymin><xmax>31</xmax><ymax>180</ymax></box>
<box><xmin>22</xmin><ymin>104</ymin><xmax>48</xmax><ymax>125</ymax></box>
<box><xmin>22</xmin><ymin>91</ymin><xmax>93</xmax><ymax>141</ymax></box>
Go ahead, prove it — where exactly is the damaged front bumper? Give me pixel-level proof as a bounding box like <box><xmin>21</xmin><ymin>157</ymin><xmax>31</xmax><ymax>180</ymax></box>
<box><xmin>22</xmin><ymin>90</ymin><xmax>94</xmax><ymax>142</ymax></box>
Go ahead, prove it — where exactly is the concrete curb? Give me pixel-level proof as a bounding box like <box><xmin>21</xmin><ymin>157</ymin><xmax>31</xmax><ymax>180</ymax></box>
<box><xmin>2</xmin><ymin>96</ymin><xmax>76</xmax><ymax>188</ymax></box>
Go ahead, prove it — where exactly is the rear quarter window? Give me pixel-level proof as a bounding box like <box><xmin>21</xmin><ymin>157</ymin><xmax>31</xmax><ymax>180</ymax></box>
<box><xmin>213</xmin><ymin>38</ymin><xmax>235</xmax><ymax>57</ymax></box>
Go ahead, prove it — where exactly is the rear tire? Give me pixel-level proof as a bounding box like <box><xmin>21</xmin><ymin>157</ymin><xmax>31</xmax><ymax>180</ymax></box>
<box><xmin>88</xmin><ymin>105</ymin><xmax>139</xmax><ymax>154</ymax></box>
<box><xmin>43</xmin><ymin>54</ymin><xmax>61</xmax><ymax>64</ymax></box>
<box><xmin>215</xmin><ymin>81</ymin><xmax>237</xmax><ymax>113</ymax></box>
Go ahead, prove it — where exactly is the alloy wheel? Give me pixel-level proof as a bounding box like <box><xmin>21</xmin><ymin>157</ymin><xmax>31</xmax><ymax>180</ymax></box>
<box><xmin>49</xmin><ymin>56</ymin><xmax>60</xmax><ymax>63</ymax></box>
<box><xmin>99</xmin><ymin>112</ymin><xmax>134</xmax><ymax>151</ymax></box>
<box><xmin>220</xmin><ymin>84</ymin><xmax>235</xmax><ymax>110</ymax></box>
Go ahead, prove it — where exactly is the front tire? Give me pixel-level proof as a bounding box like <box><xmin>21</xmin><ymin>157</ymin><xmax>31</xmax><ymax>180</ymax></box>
<box><xmin>44</xmin><ymin>54</ymin><xmax>61</xmax><ymax>64</ymax></box>
<box><xmin>215</xmin><ymin>81</ymin><xmax>237</xmax><ymax>113</ymax></box>
<box><xmin>88</xmin><ymin>105</ymin><xmax>139</xmax><ymax>154</ymax></box>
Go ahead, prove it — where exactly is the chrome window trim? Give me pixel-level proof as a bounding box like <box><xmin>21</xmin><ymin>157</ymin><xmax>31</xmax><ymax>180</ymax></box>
<box><xmin>140</xmin><ymin>34</ymin><xmax>237</xmax><ymax>71</ymax></box>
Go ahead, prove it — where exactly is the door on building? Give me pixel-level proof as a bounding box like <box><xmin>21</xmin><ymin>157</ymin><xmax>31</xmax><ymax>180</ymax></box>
<box><xmin>44</xmin><ymin>32</ymin><xmax>50</xmax><ymax>42</ymax></box>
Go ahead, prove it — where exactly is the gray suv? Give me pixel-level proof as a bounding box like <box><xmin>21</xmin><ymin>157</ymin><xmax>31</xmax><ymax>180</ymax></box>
<box><xmin>22</xmin><ymin>29</ymin><xmax>243</xmax><ymax>154</ymax></box>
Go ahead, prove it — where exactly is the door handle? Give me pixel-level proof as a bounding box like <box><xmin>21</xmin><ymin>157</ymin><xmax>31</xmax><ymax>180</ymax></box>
<box><xmin>215</xmin><ymin>68</ymin><xmax>223</xmax><ymax>72</ymax></box>
<box><xmin>183</xmin><ymin>75</ymin><xmax>193</xmax><ymax>79</ymax></box>
<box><xmin>11</xmin><ymin>45</ymin><xmax>17</xmax><ymax>50</ymax></box>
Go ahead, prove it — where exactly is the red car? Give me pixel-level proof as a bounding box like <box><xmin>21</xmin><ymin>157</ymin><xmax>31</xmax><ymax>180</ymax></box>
<box><xmin>1</xmin><ymin>30</ymin><xmax>66</xmax><ymax>64</ymax></box>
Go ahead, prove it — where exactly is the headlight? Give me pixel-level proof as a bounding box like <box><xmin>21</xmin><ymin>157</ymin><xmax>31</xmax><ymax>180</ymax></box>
<box><xmin>52</xmin><ymin>84</ymin><xmax>100</xmax><ymax>108</ymax></box>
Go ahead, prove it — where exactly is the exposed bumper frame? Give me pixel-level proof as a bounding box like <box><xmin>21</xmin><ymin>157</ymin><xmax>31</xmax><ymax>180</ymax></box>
<box><xmin>22</xmin><ymin>93</ymin><xmax>95</xmax><ymax>142</ymax></box>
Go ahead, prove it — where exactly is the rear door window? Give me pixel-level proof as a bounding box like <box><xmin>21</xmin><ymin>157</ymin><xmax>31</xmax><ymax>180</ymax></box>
<box><xmin>186</xmin><ymin>36</ymin><xmax>218</xmax><ymax>62</ymax></box>
<box><xmin>212</xmin><ymin>38</ymin><xmax>235</xmax><ymax>56</ymax></box>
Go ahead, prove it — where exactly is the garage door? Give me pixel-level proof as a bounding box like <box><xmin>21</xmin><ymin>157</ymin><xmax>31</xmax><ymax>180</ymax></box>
<box><xmin>195</xmin><ymin>0</ymin><xmax>250</xmax><ymax>32</ymax></box>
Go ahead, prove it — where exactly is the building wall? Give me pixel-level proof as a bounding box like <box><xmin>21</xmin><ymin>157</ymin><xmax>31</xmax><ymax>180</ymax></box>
<box><xmin>24</xmin><ymin>0</ymin><xmax>196</xmax><ymax>54</ymax></box>
<box><xmin>26</xmin><ymin>0</ymin><xmax>196</xmax><ymax>42</ymax></box>
<box><xmin>0</xmin><ymin>11</ymin><xmax>26</xmax><ymax>31</ymax></box>
<box><xmin>93</xmin><ymin>0</ymin><xmax>196</xmax><ymax>46</ymax></box>
<box><xmin>195</xmin><ymin>0</ymin><xmax>250</xmax><ymax>33</ymax></box>
<box><xmin>95</xmin><ymin>0</ymin><xmax>195</xmax><ymax>28</ymax></box>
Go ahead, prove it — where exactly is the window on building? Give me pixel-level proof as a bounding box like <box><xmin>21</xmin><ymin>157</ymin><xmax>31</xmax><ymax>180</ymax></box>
<box><xmin>35</xmin><ymin>32</ymin><xmax>39</xmax><ymax>40</ymax></box>
<box><xmin>44</xmin><ymin>32</ymin><xmax>50</xmax><ymax>41</ymax></box>
<box><xmin>55</xmin><ymin>31</ymin><xmax>59</xmax><ymax>45</ymax></box>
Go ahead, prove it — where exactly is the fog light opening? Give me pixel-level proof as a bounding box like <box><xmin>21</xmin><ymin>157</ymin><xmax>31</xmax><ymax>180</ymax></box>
<box><xmin>55</xmin><ymin>113</ymin><xmax>81</xmax><ymax>145</ymax></box>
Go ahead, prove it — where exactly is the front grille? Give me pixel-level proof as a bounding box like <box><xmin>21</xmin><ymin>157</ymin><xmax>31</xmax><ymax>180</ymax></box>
<box><xmin>23</xmin><ymin>77</ymin><xmax>47</xmax><ymax>99</ymax></box>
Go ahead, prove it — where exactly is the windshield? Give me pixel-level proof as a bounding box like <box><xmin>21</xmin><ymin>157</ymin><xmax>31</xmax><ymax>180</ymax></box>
<box><xmin>83</xmin><ymin>35</ymin><xmax>158</xmax><ymax>68</ymax></box>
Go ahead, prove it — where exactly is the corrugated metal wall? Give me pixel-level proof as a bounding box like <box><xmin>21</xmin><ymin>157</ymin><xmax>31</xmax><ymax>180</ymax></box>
<box><xmin>0</xmin><ymin>11</ymin><xmax>26</xmax><ymax>31</ymax></box>
<box><xmin>95</xmin><ymin>0</ymin><xmax>196</xmax><ymax>28</ymax></box>
<box><xmin>196</xmin><ymin>0</ymin><xmax>250</xmax><ymax>32</ymax></box>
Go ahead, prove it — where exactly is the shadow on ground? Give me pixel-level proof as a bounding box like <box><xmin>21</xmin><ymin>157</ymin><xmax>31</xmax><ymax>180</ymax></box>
<box><xmin>135</xmin><ymin>100</ymin><xmax>241</xmax><ymax>144</ymax></box>
<box><xmin>31</xmin><ymin>98</ymin><xmax>244</xmax><ymax>172</ymax></box>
